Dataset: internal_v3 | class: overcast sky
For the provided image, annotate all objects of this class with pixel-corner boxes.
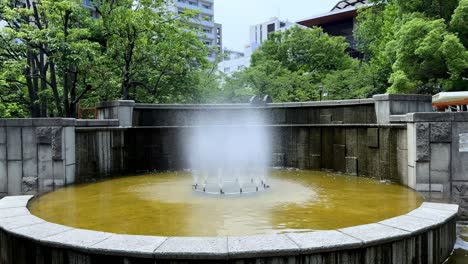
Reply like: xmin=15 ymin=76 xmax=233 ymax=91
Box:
xmin=214 ymin=0 xmax=339 ymax=51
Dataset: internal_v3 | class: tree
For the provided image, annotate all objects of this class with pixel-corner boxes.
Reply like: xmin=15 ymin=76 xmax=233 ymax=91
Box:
xmin=355 ymin=0 xmax=468 ymax=94
xmin=0 ymin=0 xmax=210 ymax=117
xmin=386 ymin=17 xmax=467 ymax=93
xmin=451 ymin=0 xmax=468 ymax=47
xmin=237 ymin=27 xmax=362 ymax=102
xmin=0 ymin=0 xmax=97 ymax=117
xmin=252 ymin=27 xmax=355 ymax=79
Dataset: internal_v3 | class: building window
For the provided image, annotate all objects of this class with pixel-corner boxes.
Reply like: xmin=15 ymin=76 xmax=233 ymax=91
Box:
xmin=217 ymin=37 xmax=221 ymax=44
xmin=267 ymin=23 xmax=275 ymax=33
xmin=280 ymin=22 xmax=286 ymax=28
xmin=224 ymin=67 xmax=230 ymax=73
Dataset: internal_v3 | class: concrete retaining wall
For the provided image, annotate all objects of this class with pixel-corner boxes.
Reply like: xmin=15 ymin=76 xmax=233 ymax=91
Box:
xmin=0 ymin=119 xmax=76 ymax=196
xmin=133 ymin=99 xmax=377 ymax=127
xmin=0 ymin=196 xmax=459 ymax=264
xmin=75 ymin=128 xmax=127 ymax=181
xmin=1 ymin=94 xmax=467 ymax=218
xmin=400 ymin=112 xmax=468 ymax=219
xmin=124 ymin=125 xmax=408 ymax=183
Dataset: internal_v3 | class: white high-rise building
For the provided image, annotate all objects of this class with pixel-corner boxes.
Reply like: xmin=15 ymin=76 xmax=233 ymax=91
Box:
xmin=250 ymin=17 xmax=296 ymax=48
xmin=218 ymin=17 xmax=298 ymax=75
xmin=168 ymin=0 xmax=221 ymax=61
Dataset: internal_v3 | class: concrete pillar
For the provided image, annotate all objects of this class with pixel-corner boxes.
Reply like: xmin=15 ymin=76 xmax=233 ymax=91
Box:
xmin=373 ymin=94 xmax=432 ymax=124
xmin=64 ymin=126 xmax=76 ymax=185
xmin=96 ymin=100 xmax=135 ymax=127
xmin=0 ymin=127 xmax=7 ymax=194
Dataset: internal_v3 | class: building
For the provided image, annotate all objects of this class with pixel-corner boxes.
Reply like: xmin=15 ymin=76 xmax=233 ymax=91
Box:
xmin=218 ymin=17 xmax=299 ymax=75
xmin=217 ymin=47 xmax=251 ymax=75
xmin=168 ymin=0 xmax=221 ymax=61
xmin=297 ymin=0 xmax=369 ymax=58
xmin=250 ymin=17 xmax=296 ymax=47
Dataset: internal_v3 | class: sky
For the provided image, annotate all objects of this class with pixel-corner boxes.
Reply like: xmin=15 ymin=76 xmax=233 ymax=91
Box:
xmin=214 ymin=0 xmax=339 ymax=52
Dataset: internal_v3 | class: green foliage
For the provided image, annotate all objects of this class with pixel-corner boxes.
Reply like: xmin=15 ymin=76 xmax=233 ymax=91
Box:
xmin=235 ymin=27 xmax=364 ymax=102
xmin=387 ymin=17 xmax=468 ymax=93
xmin=451 ymin=0 xmax=468 ymax=47
xmin=356 ymin=0 xmax=468 ymax=94
xmin=0 ymin=0 xmax=210 ymax=117
xmin=252 ymin=27 xmax=354 ymax=78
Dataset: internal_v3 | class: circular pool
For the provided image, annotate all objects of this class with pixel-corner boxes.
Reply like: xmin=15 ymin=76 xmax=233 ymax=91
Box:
xmin=29 ymin=170 xmax=423 ymax=237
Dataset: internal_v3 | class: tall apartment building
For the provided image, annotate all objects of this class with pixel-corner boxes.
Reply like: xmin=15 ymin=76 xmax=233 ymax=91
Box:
xmin=218 ymin=17 xmax=298 ymax=75
xmin=168 ymin=0 xmax=221 ymax=61
xmin=250 ymin=17 xmax=296 ymax=48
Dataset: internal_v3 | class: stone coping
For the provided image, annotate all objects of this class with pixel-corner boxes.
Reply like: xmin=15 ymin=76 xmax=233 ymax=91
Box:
xmin=373 ymin=94 xmax=432 ymax=102
xmin=389 ymin=112 xmax=468 ymax=123
xmin=130 ymin=124 xmax=407 ymax=129
xmin=134 ymin=99 xmax=374 ymax=110
xmin=0 ymin=118 xmax=76 ymax=127
xmin=96 ymin=100 xmax=136 ymax=108
xmin=0 ymin=196 xmax=459 ymax=260
xmin=75 ymin=119 xmax=120 ymax=127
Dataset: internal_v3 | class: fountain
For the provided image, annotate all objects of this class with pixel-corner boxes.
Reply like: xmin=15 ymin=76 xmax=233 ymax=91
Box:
xmin=188 ymin=111 xmax=270 ymax=195
xmin=0 ymin=95 xmax=463 ymax=263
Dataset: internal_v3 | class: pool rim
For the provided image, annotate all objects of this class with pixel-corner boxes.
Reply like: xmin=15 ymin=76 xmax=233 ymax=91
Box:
xmin=0 ymin=195 xmax=459 ymax=260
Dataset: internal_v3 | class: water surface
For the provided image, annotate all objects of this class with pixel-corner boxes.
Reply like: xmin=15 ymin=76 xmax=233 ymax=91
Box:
xmin=30 ymin=170 xmax=423 ymax=237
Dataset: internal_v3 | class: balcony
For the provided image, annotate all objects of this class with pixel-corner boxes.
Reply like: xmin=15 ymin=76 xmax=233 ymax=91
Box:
xmin=176 ymin=1 xmax=214 ymax=16
xmin=190 ymin=18 xmax=214 ymax=28
xmin=198 ymin=31 xmax=215 ymax=40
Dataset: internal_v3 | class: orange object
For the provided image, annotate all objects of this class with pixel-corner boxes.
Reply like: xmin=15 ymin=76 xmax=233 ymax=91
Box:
xmin=77 ymin=105 xmax=98 ymax=119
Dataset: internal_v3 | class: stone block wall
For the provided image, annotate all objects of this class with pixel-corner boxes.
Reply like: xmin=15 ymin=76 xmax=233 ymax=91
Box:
xmin=0 ymin=119 xmax=75 ymax=195
xmin=75 ymin=127 xmax=126 ymax=182
xmin=123 ymin=125 xmax=407 ymax=183
xmin=405 ymin=113 xmax=468 ymax=218
xmin=133 ymin=99 xmax=377 ymax=127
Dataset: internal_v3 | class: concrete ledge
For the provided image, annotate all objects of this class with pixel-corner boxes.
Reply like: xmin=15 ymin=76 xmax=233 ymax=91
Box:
xmin=96 ymin=100 xmax=136 ymax=108
xmin=0 ymin=119 xmax=76 ymax=127
xmin=75 ymin=119 xmax=120 ymax=127
xmin=0 ymin=196 xmax=459 ymax=263
xmin=373 ymin=94 xmax=432 ymax=102
xmin=405 ymin=112 xmax=468 ymax=123
xmin=134 ymin=99 xmax=374 ymax=110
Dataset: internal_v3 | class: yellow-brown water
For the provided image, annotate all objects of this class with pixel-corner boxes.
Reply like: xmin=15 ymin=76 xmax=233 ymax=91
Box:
xmin=29 ymin=170 xmax=423 ymax=237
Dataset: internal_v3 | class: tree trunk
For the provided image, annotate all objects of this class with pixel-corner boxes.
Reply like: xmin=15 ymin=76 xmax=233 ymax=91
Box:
xmin=69 ymin=69 xmax=78 ymax=118
xmin=26 ymin=52 xmax=40 ymax=117
xmin=39 ymin=50 xmax=48 ymax=117
xmin=49 ymin=62 xmax=63 ymax=117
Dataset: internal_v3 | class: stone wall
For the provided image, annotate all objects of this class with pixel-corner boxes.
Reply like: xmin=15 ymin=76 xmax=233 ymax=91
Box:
xmin=2 ymin=95 xmax=468 ymax=220
xmin=401 ymin=112 xmax=468 ymax=218
xmin=133 ymin=99 xmax=377 ymax=127
xmin=124 ymin=125 xmax=408 ymax=183
xmin=0 ymin=119 xmax=75 ymax=196
xmin=75 ymin=128 xmax=127 ymax=182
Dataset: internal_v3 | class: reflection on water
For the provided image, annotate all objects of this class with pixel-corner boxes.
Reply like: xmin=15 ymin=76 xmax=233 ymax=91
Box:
xmin=30 ymin=170 xmax=423 ymax=237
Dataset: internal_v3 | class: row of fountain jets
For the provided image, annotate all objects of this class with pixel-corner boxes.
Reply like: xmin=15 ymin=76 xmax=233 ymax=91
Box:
xmin=188 ymin=111 xmax=270 ymax=195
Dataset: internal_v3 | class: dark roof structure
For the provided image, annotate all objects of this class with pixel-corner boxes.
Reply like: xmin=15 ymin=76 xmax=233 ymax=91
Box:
xmin=296 ymin=0 xmax=371 ymax=59
xmin=331 ymin=0 xmax=368 ymax=11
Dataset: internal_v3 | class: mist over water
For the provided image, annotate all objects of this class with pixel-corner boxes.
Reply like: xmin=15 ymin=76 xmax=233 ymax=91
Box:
xmin=188 ymin=110 xmax=271 ymax=195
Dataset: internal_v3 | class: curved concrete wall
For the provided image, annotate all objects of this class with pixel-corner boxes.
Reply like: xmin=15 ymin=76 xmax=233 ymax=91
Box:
xmin=0 ymin=196 xmax=459 ymax=264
